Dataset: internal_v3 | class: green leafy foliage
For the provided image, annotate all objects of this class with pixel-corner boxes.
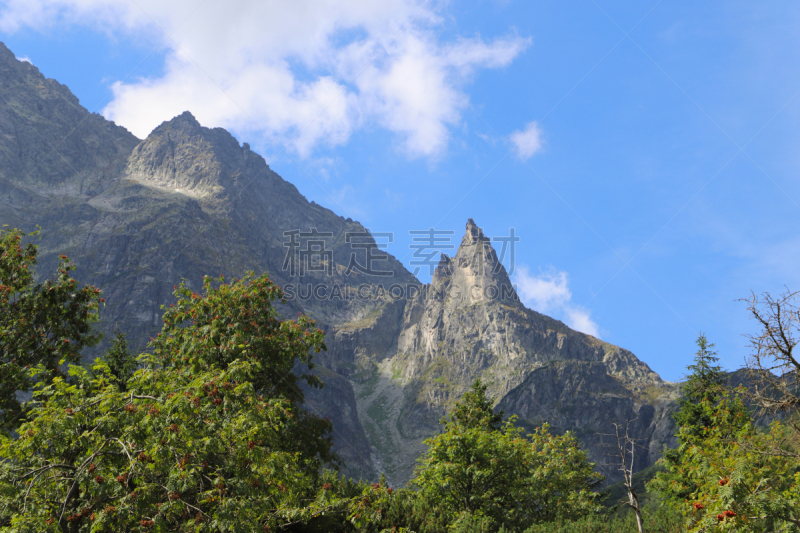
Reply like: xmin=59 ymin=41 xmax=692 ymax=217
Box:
xmin=654 ymin=394 xmax=800 ymax=532
xmin=408 ymin=380 xmax=604 ymax=532
xmin=651 ymin=334 xmax=749 ymax=506
xmin=153 ymin=274 xmax=334 ymax=465
xmin=152 ymin=275 xmax=324 ymax=400
xmin=0 ymin=227 xmax=102 ymax=432
xmin=522 ymin=505 xmax=683 ymax=533
xmin=0 ymin=274 xmax=342 ymax=531
xmin=650 ymin=333 xmax=800 ymax=532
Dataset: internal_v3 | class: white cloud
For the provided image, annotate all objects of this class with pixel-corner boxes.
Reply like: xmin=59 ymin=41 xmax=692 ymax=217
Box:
xmin=0 ymin=0 xmax=530 ymax=158
xmin=15 ymin=55 xmax=31 ymax=63
xmin=514 ymin=266 xmax=600 ymax=337
xmin=565 ymin=308 xmax=600 ymax=338
xmin=509 ymin=120 xmax=544 ymax=160
xmin=514 ymin=268 xmax=571 ymax=313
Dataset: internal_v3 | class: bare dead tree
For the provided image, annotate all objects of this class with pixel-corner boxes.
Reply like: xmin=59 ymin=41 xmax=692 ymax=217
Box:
xmin=600 ymin=419 xmax=644 ymax=533
xmin=742 ymin=290 xmax=800 ymax=440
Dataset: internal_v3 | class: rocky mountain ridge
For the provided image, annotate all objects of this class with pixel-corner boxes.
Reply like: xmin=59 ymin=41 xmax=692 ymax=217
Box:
xmin=0 ymin=42 xmax=681 ymax=485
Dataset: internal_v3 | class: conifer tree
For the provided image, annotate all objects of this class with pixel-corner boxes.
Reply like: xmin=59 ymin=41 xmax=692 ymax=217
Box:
xmin=448 ymin=378 xmax=503 ymax=431
xmin=409 ymin=379 xmax=602 ymax=532
xmin=97 ymin=330 xmax=137 ymax=391
xmin=673 ymin=334 xmax=726 ymax=438
xmin=649 ymin=334 xmax=748 ymax=504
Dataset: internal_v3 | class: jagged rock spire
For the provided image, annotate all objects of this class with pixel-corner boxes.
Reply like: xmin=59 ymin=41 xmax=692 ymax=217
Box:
xmin=430 ymin=218 xmax=519 ymax=306
xmin=462 ymin=217 xmax=486 ymax=245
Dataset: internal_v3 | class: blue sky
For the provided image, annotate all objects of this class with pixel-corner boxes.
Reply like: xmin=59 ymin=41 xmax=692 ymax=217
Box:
xmin=3 ymin=0 xmax=800 ymax=381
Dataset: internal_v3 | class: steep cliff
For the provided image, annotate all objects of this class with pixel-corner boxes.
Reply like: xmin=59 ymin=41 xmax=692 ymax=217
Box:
xmin=0 ymin=42 xmax=680 ymax=485
xmin=0 ymin=42 xmax=409 ymax=478
xmin=342 ymin=219 xmax=679 ymax=484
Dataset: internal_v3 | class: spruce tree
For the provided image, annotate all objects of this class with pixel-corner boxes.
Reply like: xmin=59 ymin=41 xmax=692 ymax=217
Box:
xmin=98 ymin=329 xmax=137 ymax=391
xmin=649 ymin=334 xmax=749 ymax=504
xmin=410 ymin=379 xmax=603 ymax=531
xmin=447 ymin=378 xmax=503 ymax=431
xmin=673 ymin=334 xmax=726 ymax=439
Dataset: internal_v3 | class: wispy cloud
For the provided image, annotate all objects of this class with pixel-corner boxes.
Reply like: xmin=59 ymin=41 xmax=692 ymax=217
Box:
xmin=15 ymin=55 xmax=31 ymax=64
xmin=509 ymin=120 xmax=544 ymax=160
xmin=0 ymin=0 xmax=530 ymax=159
xmin=514 ymin=265 xmax=600 ymax=337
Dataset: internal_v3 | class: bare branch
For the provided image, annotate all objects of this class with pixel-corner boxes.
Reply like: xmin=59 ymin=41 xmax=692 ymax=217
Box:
xmin=600 ymin=419 xmax=644 ymax=533
xmin=741 ymin=290 xmax=800 ymax=415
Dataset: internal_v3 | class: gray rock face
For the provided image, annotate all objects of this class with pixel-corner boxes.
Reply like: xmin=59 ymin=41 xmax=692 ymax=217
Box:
xmin=0 ymin=42 xmax=397 ymax=476
xmin=0 ymin=42 xmax=681 ymax=486
xmin=497 ymin=361 xmax=680 ymax=478
xmin=345 ymin=219 xmax=678 ymax=484
xmin=0 ymin=43 xmax=138 ymax=201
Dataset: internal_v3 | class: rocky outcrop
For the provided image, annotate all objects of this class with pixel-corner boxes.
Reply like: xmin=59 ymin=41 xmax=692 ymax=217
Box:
xmin=0 ymin=42 xmax=138 ymax=200
xmin=0 ymin=42 xmax=681 ymax=486
xmin=344 ymin=219 xmax=676 ymax=485
xmin=0 ymin=42 xmax=398 ymax=473
xmin=497 ymin=361 xmax=680 ymax=478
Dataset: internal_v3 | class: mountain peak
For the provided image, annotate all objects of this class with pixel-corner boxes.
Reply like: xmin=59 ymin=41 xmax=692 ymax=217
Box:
xmin=0 ymin=41 xmax=35 ymax=71
xmin=149 ymin=111 xmax=203 ymax=137
xmin=462 ymin=217 xmax=486 ymax=246
xmin=127 ymin=112 xmax=259 ymax=202
xmin=169 ymin=110 xmax=200 ymax=126
xmin=0 ymin=41 xmax=138 ymax=195
xmin=427 ymin=218 xmax=519 ymax=306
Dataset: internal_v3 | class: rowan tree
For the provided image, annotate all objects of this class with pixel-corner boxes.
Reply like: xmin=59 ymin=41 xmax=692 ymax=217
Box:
xmin=0 ymin=274 xmax=340 ymax=532
xmin=663 ymin=393 xmax=800 ymax=532
xmin=0 ymin=227 xmax=101 ymax=432
xmin=151 ymin=274 xmax=334 ymax=464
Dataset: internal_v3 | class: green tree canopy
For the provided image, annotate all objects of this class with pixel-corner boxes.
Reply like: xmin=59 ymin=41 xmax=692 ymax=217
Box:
xmin=0 ymin=274 xmax=339 ymax=532
xmin=409 ymin=380 xmax=603 ymax=532
xmin=654 ymin=393 xmax=800 ymax=532
xmin=97 ymin=330 xmax=136 ymax=391
xmin=150 ymin=275 xmax=333 ymax=464
xmin=0 ymin=227 xmax=101 ymax=432
xmin=448 ymin=378 xmax=504 ymax=431
xmin=650 ymin=334 xmax=750 ymax=506
xmin=674 ymin=334 xmax=727 ymax=437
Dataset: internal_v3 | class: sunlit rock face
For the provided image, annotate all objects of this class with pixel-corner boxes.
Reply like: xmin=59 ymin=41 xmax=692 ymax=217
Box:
xmin=345 ymin=219 xmax=676 ymax=484
xmin=0 ymin=41 xmax=680 ymax=486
